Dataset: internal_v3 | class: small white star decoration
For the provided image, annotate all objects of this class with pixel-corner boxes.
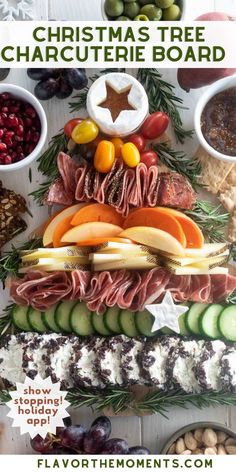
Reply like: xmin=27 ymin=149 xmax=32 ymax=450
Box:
xmin=145 ymin=291 xmax=188 ymax=334
xmin=0 ymin=0 xmax=35 ymax=21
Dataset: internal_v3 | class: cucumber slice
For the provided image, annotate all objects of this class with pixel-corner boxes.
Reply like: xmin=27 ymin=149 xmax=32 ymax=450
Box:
xmin=11 ymin=305 xmax=32 ymax=331
xmin=27 ymin=307 xmax=48 ymax=333
xmin=178 ymin=312 xmax=191 ymax=336
xmin=161 ymin=327 xmax=173 ymax=334
xmin=135 ymin=310 xmax=158 ymax=337
xmin=43 ymin=305 xmax=60 ymax=333
xmin=119 ymin=310 xmax=139 ymax=337
xmin=70 ymin=302 xmax=94 ymax=336
xmin=104 ymin=307 xmax=121 ymax=334
xmin=186 ymin=303 xmax=208 ymax=335
xmin=55 ymin=301 xmax=76 ymax=333
xmin=199 ymin=304 xmax=223 ymax=339
xmin=92 ymin=312 xmax=112 ymax=336
xmin=218 ymin=306 xmax=236 ymax=341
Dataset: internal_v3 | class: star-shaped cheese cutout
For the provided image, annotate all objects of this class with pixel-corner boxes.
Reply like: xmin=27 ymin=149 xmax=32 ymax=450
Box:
xmin=98 ymin=82 xmax=136 ymax=122
xmin=145 ymin=291 xmax=189 ymax=334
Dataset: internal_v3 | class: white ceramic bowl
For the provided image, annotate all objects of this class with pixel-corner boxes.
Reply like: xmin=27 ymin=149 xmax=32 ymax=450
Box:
xmin=194 ymin=75 xmax=236 ymax=163
xmin=0 ymin=84 xmax=47 ymax=172
xmin=101 ymin=0 xmax=186 ymax=21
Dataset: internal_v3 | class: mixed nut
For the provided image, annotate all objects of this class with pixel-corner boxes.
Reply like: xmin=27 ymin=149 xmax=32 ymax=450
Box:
xmin=167 ymin=427 xmax=236 ymax=455
xmin=0 ymin=181 xmax=27 ymax=249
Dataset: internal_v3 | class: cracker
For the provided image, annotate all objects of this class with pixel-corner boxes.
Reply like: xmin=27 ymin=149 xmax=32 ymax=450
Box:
xmin=195 ymin=146 xmax=234 ymax=194
xmin=219 ymin=186 xmax=236 ymax=213
xmin=228 ymin=209 xmax=236 ymax=242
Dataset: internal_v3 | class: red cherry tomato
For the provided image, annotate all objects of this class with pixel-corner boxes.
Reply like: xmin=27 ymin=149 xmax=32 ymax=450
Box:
xmin=141 ymin=112 xmax=170 ymax=140
xmin=128 ymin=134 xmax=146 ymax=152
xmin=64 ymin=118 xmax=83 ymax=139
xmin=140 ymin=150 xmax=158 ymax=168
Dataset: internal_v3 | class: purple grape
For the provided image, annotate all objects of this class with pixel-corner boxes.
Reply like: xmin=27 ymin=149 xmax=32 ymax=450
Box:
xmin=64 ymin=69 xmax=88 ymax=90
xmin=34 ymin=78 xmax=59 ymax=100
xmin=0 ymin=69 xmax=10 ymax=81
xmin=27 ymin=69 xmax=54 ymax=81
xmin=83 ymin=416 xmax=112 ymax=453
xmin=56 ymin=77 xmax=73 ymax=99
xmin=30 ymin=434 xmax=52 ymax=453
xmin=61 ymin=425 xmax=86 ymax=450
xmin=129 ymin=446 xmax=151 ymax=455
xmin=44 ymin=446 xmax=75 ymax=455
xmin=100 ymin=438 xmax=129 ymax=455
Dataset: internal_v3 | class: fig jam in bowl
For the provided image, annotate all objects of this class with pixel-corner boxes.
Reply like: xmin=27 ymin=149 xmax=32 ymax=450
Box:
xmin=194 ymin=75 xmax=236 ymax=163
xmin=0 ymin=84 xmax=47 ymax=172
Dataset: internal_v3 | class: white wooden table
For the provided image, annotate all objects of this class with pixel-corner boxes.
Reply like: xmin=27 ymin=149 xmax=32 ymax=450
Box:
xmin=1 ymin=0 xmax=236 ymax=455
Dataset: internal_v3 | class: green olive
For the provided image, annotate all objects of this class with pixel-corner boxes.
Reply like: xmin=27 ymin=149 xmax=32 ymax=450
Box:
xmin=124 ymin=2 xmax=140 ymax=18
xmin=139 ymin=0 xmax=155 ymax=5
xmin=134 ymin=14 xmax=149 ymax=20
xmin=140 ymin=4 xmax=162 ymax=20
xmin=105 ymin=0 xmax=124 ymax=17
xmin=155 ymin=0 xmax=174 ymax=8
xmin=162 ymin=4 xmax=181 ymax=20
xmin=116 ymin=15 xmax=130 ymax=20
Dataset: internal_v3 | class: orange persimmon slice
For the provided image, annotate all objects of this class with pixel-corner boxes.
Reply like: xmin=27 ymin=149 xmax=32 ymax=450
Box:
xmin=70 ymin=203 xmax=124 ymax=228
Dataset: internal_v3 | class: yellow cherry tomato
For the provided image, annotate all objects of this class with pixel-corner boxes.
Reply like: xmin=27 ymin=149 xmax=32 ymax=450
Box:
xmin=94 ymin=140 xmax=115 ymax=173
xmin=111 ymin=137 xmax=124 ymax=159
xmin=71 ymin=119 xmax=99 ymax=144
xmin=121 ymin=142 xmax=140 ymax=168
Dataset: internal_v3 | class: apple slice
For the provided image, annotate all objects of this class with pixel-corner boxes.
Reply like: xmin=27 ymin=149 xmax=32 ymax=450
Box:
xmin=61 ymin=222 xmax=123 ymax=243
xmin=119 ymin=227 xmax=185 ymax=256
xmin=43 ymin=204 xmax=88 ymax=247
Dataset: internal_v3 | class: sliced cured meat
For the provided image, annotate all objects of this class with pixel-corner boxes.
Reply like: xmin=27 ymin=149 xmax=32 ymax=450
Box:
xmin=46 ymin=156 xmax=196 ymax=215
xmin=157 ymin=173 xmax=196 ymax=210
xmin=11 ymin=270 xmax=236 ymax=313
xmin=10 ymin=270 xmax=72 ymax=311
xmin=211 ymin=274 xmax=236 ymax=302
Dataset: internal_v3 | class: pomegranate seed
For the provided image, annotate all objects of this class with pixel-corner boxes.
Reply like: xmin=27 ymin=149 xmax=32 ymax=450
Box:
xmin=25 ymin=130 xmax=31 ymax=142
xmin=10 ymin=105 xmax=20 ymax=114
xmin=4 ymin=155 xmax=12 ymax=164
xmin=33 ymin=132 xmax=40 ymax=143
xmin=1 ymin=93 xmax=11 ymax=101
xmin=7 ymin=114 xmax=19 ymax=127
xmin=0 ymin=129 xmax=4 ymax=138
xmin=16 ymin=124 xmax=24 ymax=136
xmin=0 ymin=142 xmax=7 ymax=151
xmin=17 ymin=153 xmax=25 ymax=161
xmin=14 ymin=135 xmax=23 ymax=142
xmin=17 ymin=145 xmax=23 ymax=154
xmin=10 ymin=151 xmax=17 ymax=160
xmin=25 ymin=105 xmax=36 ymax=118
xmin=4 ymin=131 xmax=14 ymax=139
xmin=1 ymin=106 xmax=8 ymax=114
xmin=24 ymin=117 xmax=33 ymax=128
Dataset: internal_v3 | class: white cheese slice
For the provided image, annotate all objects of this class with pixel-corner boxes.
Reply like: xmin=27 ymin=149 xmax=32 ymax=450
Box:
xmin=0 ymin=337 xmax=25 ymax=385
xmin=220 ymin=348 xmax=236 ymax=391
xmin=86 ymin=73 xmax=149 ymax=137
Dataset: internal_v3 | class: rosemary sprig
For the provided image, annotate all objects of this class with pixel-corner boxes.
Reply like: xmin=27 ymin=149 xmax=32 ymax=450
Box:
xmin=153 ymin=142 xmax=201 ymax=188
xmin=185 ymin=201 xmax=230 ymax=243
xmin=0 ymin=390 xmax=11 ymax=404
xmin=0 ymin=303 xmax=13 ymax=337
xmin=0 ymin=238 xmax=42 ymax=287
xmin=66 ymin=387 xmax=236 ymax=417
xmin=138 ymin=69 xmax=193 ymax=143
xmin=69 ymin=69 xmax=126 ymax=114
xmin=37 ymin=131 xmax=67 ymax=178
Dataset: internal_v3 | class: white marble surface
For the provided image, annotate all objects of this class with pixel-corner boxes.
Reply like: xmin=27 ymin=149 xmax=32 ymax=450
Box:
xmin=0 ymin=0 xmax=236 ymax=455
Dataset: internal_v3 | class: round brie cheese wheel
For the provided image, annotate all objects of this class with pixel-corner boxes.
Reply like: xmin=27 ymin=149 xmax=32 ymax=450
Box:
xmin=86 ymin=73 xmax=149 ymax=137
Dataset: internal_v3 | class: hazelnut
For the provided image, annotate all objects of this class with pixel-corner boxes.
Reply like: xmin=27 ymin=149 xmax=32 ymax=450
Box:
xmin=202 ymin=428 xmax=218 ymax=447
xmin=184 ymin=432 xmax=198 ymax=451
xmin=225 ymin=445 xmax=236 ymax=455
xmin=204 ymin=447 xmax=217 ymax=455
xmin=217 ymin=445 xmax=227 ymax=455
xmin=192 ymin=448 xmax=204 ymax=455
xmin=194 ymin=428 xmax=204 ymax=443
xmin=225 ymin=437 xmax=236 ymax=447
xmin=216 ymin=431 xmax=228 ymax=444
xmin=167 ymin=442 xmax=176 ymax=454
xmin=176 ymin=438 xmax=186 ymax=454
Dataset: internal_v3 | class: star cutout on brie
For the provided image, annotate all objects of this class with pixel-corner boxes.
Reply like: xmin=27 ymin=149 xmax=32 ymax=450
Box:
xmin=98 ymin=82 xmax=136 ymax=123
xmin=145 ymin=291 xmax=189 ymax=334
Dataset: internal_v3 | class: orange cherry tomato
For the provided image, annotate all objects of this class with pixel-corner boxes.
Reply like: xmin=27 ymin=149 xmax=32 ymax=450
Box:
xmin=121 ymin=142 xmax=140 ymax=168
xmin=94 ymin=140 xmax=115 ymax=173
xmin=111 ymin=137 xmax=124 ymax=159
